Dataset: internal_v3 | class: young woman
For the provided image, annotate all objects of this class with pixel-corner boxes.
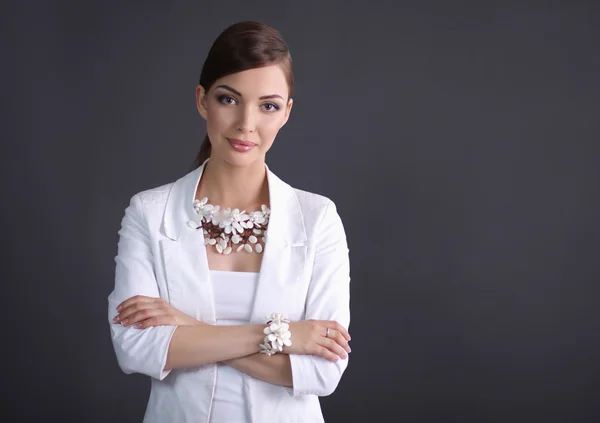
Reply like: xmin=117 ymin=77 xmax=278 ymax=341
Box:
xmin=108 ymin=21 xmax=351 ymax=423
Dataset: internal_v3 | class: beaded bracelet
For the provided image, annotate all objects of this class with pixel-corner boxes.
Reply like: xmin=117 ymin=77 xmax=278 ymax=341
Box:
xmin=259 ymin=313 xmax=292 ymax=356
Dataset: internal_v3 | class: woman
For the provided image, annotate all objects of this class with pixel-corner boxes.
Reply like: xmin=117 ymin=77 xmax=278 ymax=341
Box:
xmin=108 ymin=21 xmax=351 ymax=423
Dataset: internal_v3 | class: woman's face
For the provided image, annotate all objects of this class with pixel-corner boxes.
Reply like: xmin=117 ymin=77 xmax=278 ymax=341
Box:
xmin=196 ymin=64 xmax=293 ymax=167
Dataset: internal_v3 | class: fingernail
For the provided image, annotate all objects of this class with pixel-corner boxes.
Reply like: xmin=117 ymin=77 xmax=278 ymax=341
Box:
xmin=121 ymin=319 xmax=128 ymax=325
xmin=117 ymin=306 xmax=122 ymax=311
xmin=113 ymin=316 xmax=120 ymax=323
xmin=134 ymin=324 xmax=142 ymax=329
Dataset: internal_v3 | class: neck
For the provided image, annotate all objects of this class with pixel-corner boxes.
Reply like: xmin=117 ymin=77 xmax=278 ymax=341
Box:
xmin=196 ymin=158 xmax=269 ymax=210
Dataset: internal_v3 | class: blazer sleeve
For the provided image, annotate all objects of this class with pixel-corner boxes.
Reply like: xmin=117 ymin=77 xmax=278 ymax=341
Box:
xmin=288 ymin=200 xmax=351 ymax=396
xmin=107 ymin=194 xmax=178 ymax=380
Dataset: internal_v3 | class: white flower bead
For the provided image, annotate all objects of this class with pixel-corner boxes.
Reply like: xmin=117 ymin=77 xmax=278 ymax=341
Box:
xmin=190 ymin=197 xmax=269 ymax=255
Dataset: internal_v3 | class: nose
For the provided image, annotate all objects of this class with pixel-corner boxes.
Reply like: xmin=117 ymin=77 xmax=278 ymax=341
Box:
xmin=236 ymin=105 xmax=256 ymax=133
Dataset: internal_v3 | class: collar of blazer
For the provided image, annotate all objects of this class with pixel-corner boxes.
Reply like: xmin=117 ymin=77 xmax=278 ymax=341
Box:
xmin=158 ymin=159 xmax=309 ymax=323
xmin=161 ymin=159 xmax=308 ymax=247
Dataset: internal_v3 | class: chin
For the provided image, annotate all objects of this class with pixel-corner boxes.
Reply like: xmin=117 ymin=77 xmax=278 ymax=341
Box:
xmin=218 ymin=151 xmax=263 ymax=168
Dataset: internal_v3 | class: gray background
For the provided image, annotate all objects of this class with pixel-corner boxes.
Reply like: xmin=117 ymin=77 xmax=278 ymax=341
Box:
xmin=3 ymin=1 xmax=600 ymax=422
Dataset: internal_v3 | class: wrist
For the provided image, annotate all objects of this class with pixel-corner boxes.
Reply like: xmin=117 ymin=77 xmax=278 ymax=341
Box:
xmin=259 ymin=313 xmax=292 ymax=356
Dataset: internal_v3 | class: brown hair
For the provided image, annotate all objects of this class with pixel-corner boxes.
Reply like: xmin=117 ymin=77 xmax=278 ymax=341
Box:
xmin=193 ymin=21 xmax=294 ymax=168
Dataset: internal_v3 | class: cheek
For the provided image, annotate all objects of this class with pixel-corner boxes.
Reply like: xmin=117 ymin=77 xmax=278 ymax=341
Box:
xmin=256 ymin=120 xmax=284 ymax=150
xmin=259 ymin=116 xmax=284 ymax=136
xmin=206 ymin=107 xmax=235 ymax=131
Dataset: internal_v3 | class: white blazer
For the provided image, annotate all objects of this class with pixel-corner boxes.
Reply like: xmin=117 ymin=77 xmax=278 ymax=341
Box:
xmin=108 ymin=161 xmax=351 ymax=423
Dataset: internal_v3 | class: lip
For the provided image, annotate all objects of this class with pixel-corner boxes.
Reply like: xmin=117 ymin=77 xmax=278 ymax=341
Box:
xmin=227 ymin=138 xmax=257 ymax=153
xmin=228 ymin=138 xmax=256 ymax=147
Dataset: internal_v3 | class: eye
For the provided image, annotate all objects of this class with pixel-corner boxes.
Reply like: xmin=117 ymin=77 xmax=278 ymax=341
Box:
xmin=261 ymin=103 xmax=280 ymax=112
xmin=217 ymin=95 xmax=237 ymax=105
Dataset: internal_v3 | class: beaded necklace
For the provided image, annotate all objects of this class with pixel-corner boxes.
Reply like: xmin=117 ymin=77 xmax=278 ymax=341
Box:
xmin=187 ymin=197 xmax=270 ymax=254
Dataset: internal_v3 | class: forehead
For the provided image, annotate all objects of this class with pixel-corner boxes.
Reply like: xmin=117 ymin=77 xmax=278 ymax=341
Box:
xmin=213 ymin=65 xmax=289 ymax=98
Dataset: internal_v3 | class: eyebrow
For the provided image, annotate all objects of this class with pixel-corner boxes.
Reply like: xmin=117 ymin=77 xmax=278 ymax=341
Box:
xmin=215 ymin=84 xmax=285 ymax=101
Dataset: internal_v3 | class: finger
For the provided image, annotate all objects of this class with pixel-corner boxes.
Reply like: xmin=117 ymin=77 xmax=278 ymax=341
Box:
xmin=319 ymin=338 xmax=348 ymax=360
xmin=116 ymin=299 xmax=164 ymax=322
xmin=312 ymin=345 xmax=339 ymax=362
xmin=116 ymin=295 xmax=161 ymax=312
xmin=331 ymin=321 xmax=351 ymax=341
xmin=328 ymin=329 xmax=351 ymax=353
xmin=320 ymin=320 xmax=350 ymax=341
xmin=121 ymin=308 xmax=168 ymax=326
xmin=134 ymin=316 xmax=177 ymax=329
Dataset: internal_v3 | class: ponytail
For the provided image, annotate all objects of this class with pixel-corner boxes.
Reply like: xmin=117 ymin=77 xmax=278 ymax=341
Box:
xmin=194 ymin=134 xmax=211 ymax=169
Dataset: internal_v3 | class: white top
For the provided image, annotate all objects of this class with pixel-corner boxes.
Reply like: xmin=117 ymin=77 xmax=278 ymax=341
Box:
xmin=209 ymin=270 xmax=259 ymax=423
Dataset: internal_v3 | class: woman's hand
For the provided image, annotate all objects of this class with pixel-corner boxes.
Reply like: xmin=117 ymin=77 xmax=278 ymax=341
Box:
xmin=113 ymin=295 xmax=201 ymax=328
xmin=284 ymin=320 xmax=351 ymax=362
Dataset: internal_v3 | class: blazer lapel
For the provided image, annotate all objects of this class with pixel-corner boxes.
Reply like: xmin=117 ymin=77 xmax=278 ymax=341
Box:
xmin=159 ymin=163 xmax=216 ymax=323
xmin=248 ymin=166 xmax=308 ymax=323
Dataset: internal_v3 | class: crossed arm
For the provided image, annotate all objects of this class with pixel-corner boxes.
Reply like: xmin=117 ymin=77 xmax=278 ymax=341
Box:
xmin=110 ymin=295 xmax=350 ymax=388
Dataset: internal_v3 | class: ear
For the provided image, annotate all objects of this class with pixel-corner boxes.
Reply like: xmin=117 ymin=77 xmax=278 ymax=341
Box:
xmin=195 ymin=85 xmax=208 ymax=120
xmin=280 ymin=98 xmax=294 ymax=128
